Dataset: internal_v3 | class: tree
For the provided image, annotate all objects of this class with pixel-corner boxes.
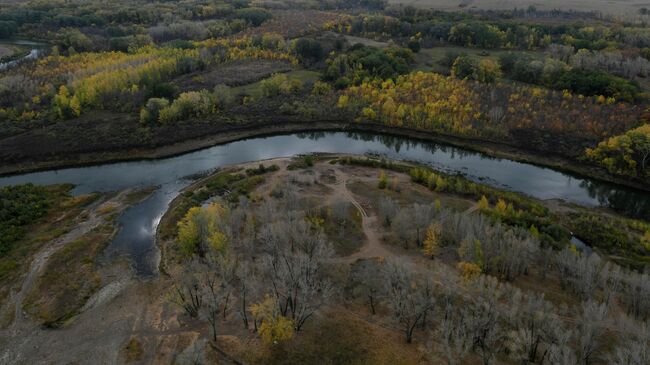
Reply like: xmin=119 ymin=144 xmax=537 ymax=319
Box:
xmin=177 ymin=203 xmax=229 ymax=257
xmin=476 ymin=59 xmax=501 ymax=83
xmin=608 ymin=320 xmax=649 ymax=365
xmin=576 ymin=300 xmax=609 ymax=365
xmin=52 ymin=85 xmax=73 ymax=119
xmin=384 ymin=259 xmax=435 ymax=343
xmin=464 ymin=276 xmax=506 ymax=365
xmin=349 ymin=259 xmax=385 ymax=315
xmin=378 ymin=196 xmax=398 ymax=227
xmin=451 ymin=55 xmax=476 ymax=80
xmin=201 ymin=266 xmax=225 ymax=342
xmin=508 ymin=292 xmax=563 ymax=364
xmin=478 ymin=196 xmax=489 ymax=211
xmin=587 ymin=124 xmax=650 ymax=179
xmin=171 ymin=261 xmax=204 ymax=318
xmin=422 ymin=222 xmax=442 ymax=258
xmin=293 ymin=38 xmax=324 ymax=63
xmin=457 ymin=261 xmax=481 ymax=284
xmin=378 ymin=170 xmax=388 ymax=189
xmin=260 ymin=220 xmax=334 ymax=331
xmin=438 ymin=303 xmax=471 ymax=365
xmin=139 ymin=98 xmax=170 ymax=125
xmin=250 ymin=295 xmax=295 ymax=345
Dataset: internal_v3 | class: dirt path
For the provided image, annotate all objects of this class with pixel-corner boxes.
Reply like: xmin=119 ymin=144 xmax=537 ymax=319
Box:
xmin=326 ymin=169 xmax=394 ymax=264
xmin=9 ymin=196 xmax=112 ymax=334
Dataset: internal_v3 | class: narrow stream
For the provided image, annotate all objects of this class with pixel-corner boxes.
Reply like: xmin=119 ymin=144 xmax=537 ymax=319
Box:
xmin=0 ymin=131 xmax=647 ymax=275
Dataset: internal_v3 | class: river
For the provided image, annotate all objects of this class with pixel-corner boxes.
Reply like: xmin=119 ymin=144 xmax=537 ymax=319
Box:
xmin=0 ymin=131 xmax=647 ymax=275
xmin=0 ymin=39 xmax=46 ymax=71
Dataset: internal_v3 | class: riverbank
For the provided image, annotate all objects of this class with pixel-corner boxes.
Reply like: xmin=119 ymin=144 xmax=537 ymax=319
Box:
xmin=1 ymin=119 xmax=648 ymax=193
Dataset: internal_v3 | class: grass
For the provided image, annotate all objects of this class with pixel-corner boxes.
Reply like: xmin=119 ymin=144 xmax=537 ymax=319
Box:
xmin=414 ymin=46 xmax=545 ymax=73
xmin=322 ymin=203 xmax=366 ymax=256
xmin=231 ymin=70 xmax=321 ymax=99
xmin=348 ymin=180 xmax=472 ymax=213
xmin=249 ymin=310 xmax=423 ymax=365
xmin=0 ymin=185 xmax=101 ymax=309
xmin=22 ymin=224 xmax=115 ymax=327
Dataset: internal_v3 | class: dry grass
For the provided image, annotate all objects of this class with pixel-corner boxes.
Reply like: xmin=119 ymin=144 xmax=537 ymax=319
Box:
xmin=22 ymin=224 xmax=115 ymax=327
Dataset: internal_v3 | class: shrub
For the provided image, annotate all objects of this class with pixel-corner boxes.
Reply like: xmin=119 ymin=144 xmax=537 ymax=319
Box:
xmin=233 ymin=8 xmax=272 ymax=26
xmin=261 ymin=74 xmax=303 ymax=97
xmin=159 ymin=90 xmax=215 ymax=123
xmin=139 ymin=98 xmax=169 ymax=125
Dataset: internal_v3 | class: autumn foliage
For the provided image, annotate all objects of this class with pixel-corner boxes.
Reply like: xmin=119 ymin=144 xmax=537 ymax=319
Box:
xmin=340 ymin=71 xmax=641 ymax=144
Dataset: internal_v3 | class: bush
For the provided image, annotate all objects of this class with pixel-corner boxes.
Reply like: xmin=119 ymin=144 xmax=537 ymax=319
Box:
xmin=213 ymin=84 xmax=234 ymax=108
xmin=451 ymin=55 xmax=476 ymax=80
xmin=549 ymin=69 xmax=639 ymax=101
xmin=139 ymin=98 xmax=170 ymax=125
xmin=312 ymin=81 xmax=333 ymax=95
xmin=261 ymin=74 xmax=303 ymax=97
xmin=232 ymin=8 xmax=272 ymax=26
xmin=158 ymin=90 xmax=215 ymax=123
xmin=293 ymin=38 xmax=324 ymax=63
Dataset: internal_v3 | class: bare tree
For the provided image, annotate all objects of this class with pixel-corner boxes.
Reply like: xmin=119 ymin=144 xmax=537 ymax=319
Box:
xmin=234 ymin=260 xmax=259 ymax=330
xmin=378 ymin=196 xmax=398 ymax=227
xmin=260 ymin=220 xmax=335 ymax=331
xmin=621 ymin=270 xmax=650 ymax=320
xmin=464 ymin=276 xmax=507 ymax=365
xmin=171 ymin=262 xmax=204 ymax=318
xmin=556 ymin=249 xmax=603 ymax=300
xmin=201 ymin=267 xmax=225 ymax=342
xmin=384 ymin=259 xmax=435 ymax=343
xmin=349 ymin=259 xmax=385 ymax=315
xmin=609 ymin=319 xmax=649 ymax=365
xmin=576 ymin=299 xmax=609 ymax=365
xmin=507 ymin=291 xmax=563 ymax=364
xmin=547 ymin=331 xmax=577 ymax=365
xmin=438 ymin=303 xmax=471 ymax=365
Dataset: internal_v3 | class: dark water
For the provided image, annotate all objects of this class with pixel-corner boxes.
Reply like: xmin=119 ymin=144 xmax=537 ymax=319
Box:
xmin=1 ymin=131 xmax=647 ymax=275
xmin=0 ymin=39 xmax=46 ymax=71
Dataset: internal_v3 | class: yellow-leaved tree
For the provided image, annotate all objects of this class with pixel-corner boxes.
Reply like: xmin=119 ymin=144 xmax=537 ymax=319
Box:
xmin=478 ymin=195 xmax=490 ymax=212
xmin=250 ymin=295 xmax=294 ymax=346
xmin=457 ymin=262 xmax=482 ymax=284
xmin=422 ymin=222 xmax=442 ymax=259
xmin=177 ymin=202 xmax=229 ymax=257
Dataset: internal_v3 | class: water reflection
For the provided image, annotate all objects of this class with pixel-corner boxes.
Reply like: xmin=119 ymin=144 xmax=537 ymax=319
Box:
xmin=0 ymin=131 xmax=647 ymax=275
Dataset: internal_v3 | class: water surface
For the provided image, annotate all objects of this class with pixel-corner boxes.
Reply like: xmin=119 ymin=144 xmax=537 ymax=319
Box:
xmin=1 ymin=131 xmax=647 ymax=275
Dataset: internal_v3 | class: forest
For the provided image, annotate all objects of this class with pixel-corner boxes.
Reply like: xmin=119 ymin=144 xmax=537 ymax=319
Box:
xmin=0 ymin=0 xmax=647 ymax=185
xmin=151 ymin=156 xmax=650 ymax=364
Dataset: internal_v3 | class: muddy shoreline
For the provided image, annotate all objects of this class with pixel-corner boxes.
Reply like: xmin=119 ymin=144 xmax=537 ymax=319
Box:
xmin=1 ymin=120 xmax=648 ymax=193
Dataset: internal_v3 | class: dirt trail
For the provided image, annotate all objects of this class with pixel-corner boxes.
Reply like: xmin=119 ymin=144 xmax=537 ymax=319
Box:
xmin=326 ymin=169 xmax=394 ymax=264
xmin=9 ymin=195 xmax=112 ymax=334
